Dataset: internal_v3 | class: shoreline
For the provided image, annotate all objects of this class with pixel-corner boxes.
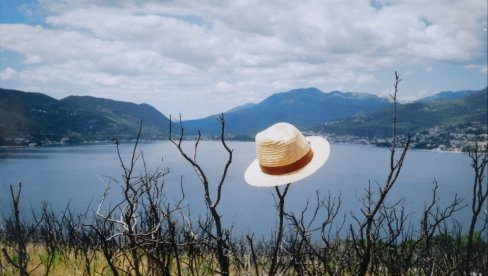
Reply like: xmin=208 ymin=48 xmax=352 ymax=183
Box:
xmin=0 ymin=138 xmax=472 ymax=154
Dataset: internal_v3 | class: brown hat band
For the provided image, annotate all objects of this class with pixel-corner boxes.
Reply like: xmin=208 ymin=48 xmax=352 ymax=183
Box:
xmin=259 ymin=149 xmax=314 ymax=175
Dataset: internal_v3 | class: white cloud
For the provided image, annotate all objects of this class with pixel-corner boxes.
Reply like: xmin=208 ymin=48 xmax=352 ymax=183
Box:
xmin=216 ymin=81 xmax=234 ymax=93
xmin=465 ymin=64 xmax=488 ymax=74
xmin=0 ymin=0 xmax=486 ymax=118
xmin=0 ymin=67 xmax=18 ymax=81
xmin=357 ymin=73 xmax=377 ymax=84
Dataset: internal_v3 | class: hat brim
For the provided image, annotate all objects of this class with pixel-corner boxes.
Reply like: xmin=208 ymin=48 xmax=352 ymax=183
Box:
xmin=244 ymin=136 xmax=330 ymax=187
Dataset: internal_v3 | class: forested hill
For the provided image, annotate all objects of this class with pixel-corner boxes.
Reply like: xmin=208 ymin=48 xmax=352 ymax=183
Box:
xmin=0 ymin=88 xmax=170 ymax=146
xmin=1 ymin=87 xmax=486 ymax=146
xmin=182 ymin=87 xmax=391 ymax=138
xmin=312 ymin=87 xmax=487 ymax=138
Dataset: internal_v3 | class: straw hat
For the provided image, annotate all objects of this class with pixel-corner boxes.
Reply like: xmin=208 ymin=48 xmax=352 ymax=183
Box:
xmin=244 ymin=122 xmax=330 ymax=187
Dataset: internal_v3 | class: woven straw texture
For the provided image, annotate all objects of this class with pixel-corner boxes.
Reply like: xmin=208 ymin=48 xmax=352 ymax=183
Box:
xmin=255 ymin=122 xmax=310 ymax=167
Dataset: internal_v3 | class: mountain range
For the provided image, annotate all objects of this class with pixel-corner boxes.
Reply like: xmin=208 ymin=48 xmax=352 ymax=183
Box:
xmin=183 ymin=87 xmax=487 ymax=139
xmin=0 ymin=86 xmax=486 ymax=146
xmin=315 ymin=87 xmax=487 ymax=138
xmin=183 ymin=88 xmax=391 ymax=138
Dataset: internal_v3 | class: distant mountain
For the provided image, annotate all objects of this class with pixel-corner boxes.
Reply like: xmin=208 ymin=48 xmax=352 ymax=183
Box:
xmin=0 ymin=88 xmax=169 ymax=146
xmin=183 ymin=87 xmax=390 ymax=138
xmin=2 ymin=87 xmax=485 ymax=146
xmin=417 ymin=89 xmax=480 ymax=103
xmin=313 ymin=87 xmax=487 ymax=137
xmin=226 ymin=102 xmax=257 ymax=113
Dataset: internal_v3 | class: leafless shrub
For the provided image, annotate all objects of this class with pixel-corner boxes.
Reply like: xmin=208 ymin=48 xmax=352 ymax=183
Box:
xmin=1 ymin=182 xmax=39 ymax=275
xmin=465 ymin=142 xmax=488 ymax=275
xmin=34 ymin=202 xmax=63 ymax=275
xmin=95 ymin=121 xmax=185 ymax=275
xmin=169 ymin=113 xmax=233 ymax=275
xmin=416 ymin=180 xmax=464 ymax=275
xmin=348 ymin=72 xmax=411 ymax=275
xmin=285 ymin=191 xmax=349 ymax=275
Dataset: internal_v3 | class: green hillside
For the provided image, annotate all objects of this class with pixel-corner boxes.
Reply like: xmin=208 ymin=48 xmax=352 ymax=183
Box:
xmin=183 ymin=88 xmax=390 ymax=138
xmin=0 ymin=89 xmax=169 ymax=146
xmin=314 ymin=87 xmax=487 ymax=138
xmin=1 ymin=87 xmax=485 ymax=147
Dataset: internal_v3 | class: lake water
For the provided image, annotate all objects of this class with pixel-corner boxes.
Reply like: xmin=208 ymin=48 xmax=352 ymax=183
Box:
xmin=0 ymin=141 xmax=479 ymax=236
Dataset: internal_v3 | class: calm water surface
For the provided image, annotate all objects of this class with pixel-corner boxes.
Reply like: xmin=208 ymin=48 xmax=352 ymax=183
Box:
xmin=0 ymin=141 xmax=477 ymax=236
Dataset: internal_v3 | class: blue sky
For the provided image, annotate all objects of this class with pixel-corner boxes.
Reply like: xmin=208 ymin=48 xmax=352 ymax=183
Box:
xmin=0 ymin=0 xmax=487 ymax=118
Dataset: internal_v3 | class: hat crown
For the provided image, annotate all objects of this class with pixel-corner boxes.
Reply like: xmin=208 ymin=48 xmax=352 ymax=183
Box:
xmin=255 ymin=123 xmax=311 ymax=168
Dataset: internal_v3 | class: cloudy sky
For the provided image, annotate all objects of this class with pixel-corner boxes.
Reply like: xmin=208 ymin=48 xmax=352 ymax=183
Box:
xmin=0 ymin=0 xmax=486 ymax=119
